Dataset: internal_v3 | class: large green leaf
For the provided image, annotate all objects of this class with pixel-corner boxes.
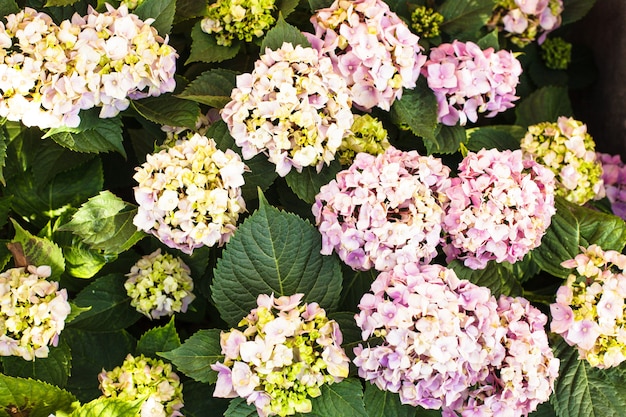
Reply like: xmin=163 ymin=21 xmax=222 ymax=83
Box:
xmin=58 ymin=191 xmax=145 ymax=255
xmin=187 ymin=22 xmax=242 ymax=64
xmin=11 ymin=220 xmax=65 ymax=279
xmin=136 ymin=317 xmax=181 ymax=359
xmin=177 ymin=69 xmax=238 ymax=108
xmin=465 ymin=125 xmax=524 ymax=151
xmin=131 ymin=94 xmax=200 ymax=129
xmin=183 ymin=381 xmax=231 ymax=417
xmin=261 ymin=15 xmax=311 ymax=52
xmin=134 ymin=0 xmax=176 ymax=35
xmin=390 ymin=78 xmax=439 ymax=145
xmin=0 ymin=374 xmax=77 ymax=417
xmin=439 ymin=0 xmax=494 ymax=40
xmin=515 ymin=86 xmax=573 ymax=128
xmin=211 ymin=191 xmax=343 ymax=326
xmin=173 ymin=0 xmax=207 ymax=23
xmin=159 ymin=329 xmax=223 ymax=384
xmin=552 ymin=338 xmax=626 ymax=417
xmin=561 ymin=0 xmax=597 ymax=25
xmin=309 ymin=378 xmax=367 ymax=417
xmin=364 ymin=384 xmax=415 ymax=417
xmin=428 ymin=124 xmax=466 ymax=155
xmin=62 ymin=238 xmax=109 ymax=279
xmin=1 ymin=341 xmax=72 ymax=388
xmin=449 ymin=259 xmax=523 ymax=298
xmin=66 ymin=398 xmax=144 ymax=417
xmin=0 ymin=0 xmax=19 ymax=17
xmin=225 ymin=398 xmax=258 ymax=417
xmin=68 ymin=273 xmax=142 ymax=332
xmin=285 ymin=160 xmax=342 ymax=204
xmin=32 ymin=140 xmax=96 ymax=186
xmin=532 ymin=197 xmax=626 ymax=278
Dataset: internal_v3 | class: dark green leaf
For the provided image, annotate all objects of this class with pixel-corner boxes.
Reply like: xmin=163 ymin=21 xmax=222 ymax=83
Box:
xmin=69 ymin=397 xmax=144 ymax=417
xmin=261 ymin=15 xmax=311 ymax=51
xmin=427 ymin=124 xmax=465 ymax=155
xmin=211 ymin=191 xmax=343 ymax=326
xmin=69 ymin=273 xmax=142 ymax=331
xmin=308 ymin=0 xmax=333 ymax=12
xmin=131 ymin=94 xmax=200 ymax=129
xmin=225 ymin=398 xmax=258 ymax=417
xmin=329 ymin=311 xmax=363 ymax=356
xmin=448 ymin=260 xmax=523 ymax=298
xmin=309 ymin=378 xmax=366 ymax=417
xmin=136 ymin=317 xmax=181 ymax=359
xmin=465 ymin=125 xmax=523 ymax=151
xmin=1 ymin=342 xmax=72 ymax=388
xmin=187 ymin=22 xmax=242 ymax=64
xmin=285 ymin=160 xmax=341 ymax=204
xmin=134 ymin=0 xmax=176 ymax=35
xmin=515 ymin=86 xmax=573 ymax=128
xmin=364 ymin=384 xmax=415 ymax=417
xmin=439 ymin=0 xmax=494 ymax=40
xmin=0 ymin=0 xmax=19 ymax=17
xmin=44 ymin=0 xmax=80 ymax=6
xmin=32 ymin=140 xmax=96 ymax=186
xmin=178 ymin=69 xmax=238 ymax=108
xmin=476 ymin=30 xmax=499 ymax=50
xmin=0 ymin=196 xmax=12 ymax=230
xmin=173 ymin=0 xmax=207 ymax=23
xmin=183 ymin=381 xmax=231 ymax=417
xmin=277 ymin=0 xmax=300 ymax=18
xmin=390 ymin=78 xmax=438 ymax=144
xmin=159 ymin=329 xmax=223 ymax=384
xmin=10 ymin=220 xmax=65 ymax=279
xmin=529 ymin=401 xmax=558 ymax=417
xmin=0 ymin=374 xmax=77 ymax=417
xmin=561 ymin=0 xmax=597 ymax=25
xmin=340 ymin=268 xmax=377 ymax=313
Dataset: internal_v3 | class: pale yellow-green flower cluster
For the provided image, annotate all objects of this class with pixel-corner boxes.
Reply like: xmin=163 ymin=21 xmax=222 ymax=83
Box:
xmin=99 ymin=354 xmax=184 ymax=417
xmin=0 ymin=265 xmax=71 ymax=361
xmin=411 ymin=6 xmax=444 ymax=39
xmin=200 ymin=0 xmax=277 ymax=46
xmin=337 ymin=114 xmax=390 ymax=166
xmin=520 ymin=116 xmax=604 ymax=205
xmin=125 ymin=249 xmax=195 ymax=320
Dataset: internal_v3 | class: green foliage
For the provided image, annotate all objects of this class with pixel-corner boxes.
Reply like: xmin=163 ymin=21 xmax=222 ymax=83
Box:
xmin=439 ymin=0 xmax=494 ymax=40
xmin=1 ymin=342 xmax=72 ymax=388
xmin=561 ymin=0 xmax=598 ymax=25
xmin=136 ymin=317 xmax=181 ymax=358
xmin=61 ymin=397 xmax=144 ymax=417
xmin=515 ymin=86 xmax=574 ymax=128
xmin=449 ymin=260 xmax=523 ymax=297
xmin=131 ymin=94 xmax=200 ymax=129
xmin=159 ymin=329 xmax=223 ymax=384
xmin=285 ymin=160 xmax=342 ymax=204
xmin=11 ymin=219 xmax=65 ymax=279
xmin=260 ymin=14 xmax=311 ymax=51
xmin=309 ymin=378 xmax=367 ymax=417
xmin=465 ymin=126 xmax=524 ymax=151
xmin=134 ymin=0 xmax=176 ymax=35
xmin=187 ymin=22 xmax=242 ymax=64
xmin=364 ymin=384 xmax=416 ymax=417
xmin=390 ymin=78 xmax=439 ymax=147
xmin=0 ymin=374 xmax=77 ymax=417
xmin=177 ymin=69 xmax=238 ymax=108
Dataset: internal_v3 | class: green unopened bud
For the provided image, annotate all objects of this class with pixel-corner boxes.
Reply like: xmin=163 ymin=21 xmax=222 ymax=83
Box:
xmin=540 ymin=37 xmax=572 ymax=70
xmin=411 ymin=6 xmax=444 ymax=39
xmin=338 ymin=114 xmax=390 ymax=165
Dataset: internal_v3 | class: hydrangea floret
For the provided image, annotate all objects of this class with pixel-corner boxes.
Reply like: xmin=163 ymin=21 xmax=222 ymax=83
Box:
xmin=0 ymin=265 xmax=71 ymax=361
xmin=211 ymin=293 xmax=350 ymax=417
xmin=0 ymin=5 xmax=177 ymax=129
xmin=200 ymin=0 xmax=276 ymax=46
xmin=124 ymin=249 xmax=195 ymax=319
xmin=221 ymin=42 xmax=353 ymax=177
xmin=490 ymin=0 xmax=564 ymax=47
xmin=336 ymin=114 xmax=390 ymax=166
xmin=520 ymin=116 xmax=605 ymax=205
xmin=133 ymin=133 xmax=246 ymax=254
xmin=423 ymin=40 xmax=522 ymax=126
xmin=551 ymin=244 xmax=626 ymax=368
xmin=597 ymin=152 xmax=626 ymax=219
xmin=306 ymin=0 xmax=426 ymax=111
xmin=442 ymin=148 xmax=556 ymax=270
xmin=99 ymin=354 xmax=184 ymax=417
xmin=410 ymin=6 xmax=444 ymax=39
xmin=313 ymin=146 xmax=450 ymax=272
xmin=540 ymin=36 xmax=572 ymax=70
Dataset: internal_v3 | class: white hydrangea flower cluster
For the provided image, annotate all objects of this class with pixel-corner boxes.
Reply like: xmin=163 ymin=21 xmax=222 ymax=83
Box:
xmin=133 ymin=133 xmax=246 ymax=254
xmin=99 ymin=354 xmax=184 ymax=417
xmin=125 ymin=249 xmax=195 ymax=319
xmin=0 ymin=4 xmax=177 ymax=129
xmin=0 ymin=265 xmax=71 ymax=361
xmin=222 ymin=42 xmax=354 ymax=177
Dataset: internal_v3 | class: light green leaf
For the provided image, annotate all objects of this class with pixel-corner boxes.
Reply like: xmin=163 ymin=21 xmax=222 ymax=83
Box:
xmin=10 ymin=220 xmax=65 ymax=279
xmin=285 ymin=160 xmax=342 ymax=204
xmin=225 ymin=398 xmax=258 ymax=417
xmin=465 ymin=125 xmax=523 ymax=151
xmin=1 ymin=342 xmax=72 ymax=388
xmin=439 ymin=0 xmax=494 ymax=40
xmin=427 ymin=124 xmax=466 ymax=155
xmin=131 ymin=94 xmax=200 ymax=129
xmin=136 ymin=317 xmax=181 ymax=359
xmin=178 ymin=69 xmax=238 ymax=108
xmin=532 ymin=197 xmax=626 ymax=278
xmin=134 ymin=0 xmax=176 ymax=35
xmin=476 ymin=30 xmax=499 ymax=50
xmin=44 ymin=0 xmax=80 ymax=6
xmin=364 ymin=384 xmax=415 ymax=417
xmin=58 ymin=191 xmax=145 ymax=255
xmin=515 ymin=86 xmax=573 ymax=128
xmin=552 ymin=338 xmax=626 ymax=417
xmin=68 ymin=397 xmax=144 ymax=417
xmin=390 ymin=78 xmax=438 ymax=144
xmin=561 ymin=0 xmax=597 ymax=25
xmin=62 ymin=239 xmax=109 ymax=279
xmin=159 ymin=329 xmax=223 ymax=384
xmin=261 ymin=14 xmax=311 ymax=51
xmin=187 ymin=22 xmax=242 ymax=64
xmin=309 ymin=378 xmax=366 ymax=417
xmin=448 ymin=260 xmax=523 ymax=298
xmin=0 ymin=374 xmax=77 ymax=417
xmin=211 ymin=191 xmax=343 ymax=326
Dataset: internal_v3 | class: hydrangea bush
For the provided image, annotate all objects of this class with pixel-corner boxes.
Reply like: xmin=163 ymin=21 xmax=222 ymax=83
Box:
xmin=0 ymin=1 xmax=622 ymax=417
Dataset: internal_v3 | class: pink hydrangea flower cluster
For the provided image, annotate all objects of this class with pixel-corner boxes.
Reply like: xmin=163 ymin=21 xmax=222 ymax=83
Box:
xmin=306 ymin=0 xmax=426 ymax=111
xmin=0 ymin=5 xmax=177 ymax=129
xmin=442 ymin=148 xmax=556 ymax=270
xmin=211 ymin=294 xmax=350 ymax=417
xmin=597 ymin=152 xmax=626 ymax=219
xmin=222 ymin=42 xmax=353 ymax=177
xmin=551 ymin=244 xmax=626 ymax=368
xmin=0 ymin=265 xmax=71 ymax=361
xmin=423 ymin=40 xmax=522 ymax=126
xmin=133 ymin=133 xmax=246 ymax=254
xmin=313 ymin=146 xmax=451 ymax=272
xmin=491 ymin=0 xmax=564 ymax=47
xmin=354 ymin=265 xmax=558 ymax=415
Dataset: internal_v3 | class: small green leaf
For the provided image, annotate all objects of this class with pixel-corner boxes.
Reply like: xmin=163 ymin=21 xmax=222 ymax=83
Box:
xmin=68 ymin=397 xmax=144 ymax=417
xmin=131 ymin=94 xmax=200 ymax=129
xmin=261 ymin=15 xmax=311 ymax=51
xmin=309 ymin=378 xmax=366 ymax=417
xmin=134 ymin=0 xmax=176 ymax=35
xmin=285 ymin=160 xmax=342 ymax=204
xmin=308 ymin=0 xmax=333 ymax=12
xmin=390 ymin=78 xmax=439 ymax=144
xmin=211 ymin=191 xmax=343 ymax=326
xmin=58 ymin=191 xmax=145 ymax=255
xmin=69 ymin=273 xmax=142 ymax=332
xmin=1 ymin=342 xmax=72 ymax=388
xmin=427 ymin=124 xmax=466 ymax=155
xmin=277 ymin=0 xmax=300 ymax=18
xmin=448 ymin=260 xmax=523 ymax=298
xmin=225 ymin=398 xmax=258 ymax=417
xmin=174 ymin=0 xmax=207 ymax=23
xmin=62 ymin=239 xmax=109 ymax=279
xmin=10 ymin=220 xmax=65 ymax=279
xmin=0 ymin=373 xmax=77 ymax=417
xmin=439 ymin=0 xmax=494 ymax=40
xmin=561 ymin=0 xmax=597 ymax=25
xmin=187 ymin=22 xmax=242 ymax=64
xmin=364 ymin=384 xmax=415 ymax=417
xmin=136 ymin=317 xmax=181 ymax=359
xmin=178 ymin=69 xmax=238 ymax=108
xmin=515 ymin=86 xmax=573 ymax=128
xmin=159 ymin=329 xmax=223 ymax=384
xmin=476 ymin=30 xmax=499 ymax=50
xmin=0 ymin=0 xmax=19 ymax=17
xmin=465 ymin=125 xmax=523 ymax=151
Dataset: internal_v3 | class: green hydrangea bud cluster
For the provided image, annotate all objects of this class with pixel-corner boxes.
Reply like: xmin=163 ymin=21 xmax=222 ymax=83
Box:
xmin=0 ymin=265 xmax=71 ymax=361
xmin=99 ymin=354 xmax=184 ymax=417
xmin=540 ymin=36 xmax=572 ymax=70
xmin=161 ymin=110 xmax=220 ymax=148
xmin=520 ymin=116 xmax=604 ymax=205
xmin=125 ymin=249 xmax=195 ymax=320
xmin=337 ymin=114 xmax=391 ymax=165
xmin=121 ymin=0 xmax=145 ymax=9
xmin=411 ymin=6 xmax=444 ymax=39
xmin=200 ymin=0 xmax=277 ymax=46
xmin=211 ymin=294 xmax=350 ymax=416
